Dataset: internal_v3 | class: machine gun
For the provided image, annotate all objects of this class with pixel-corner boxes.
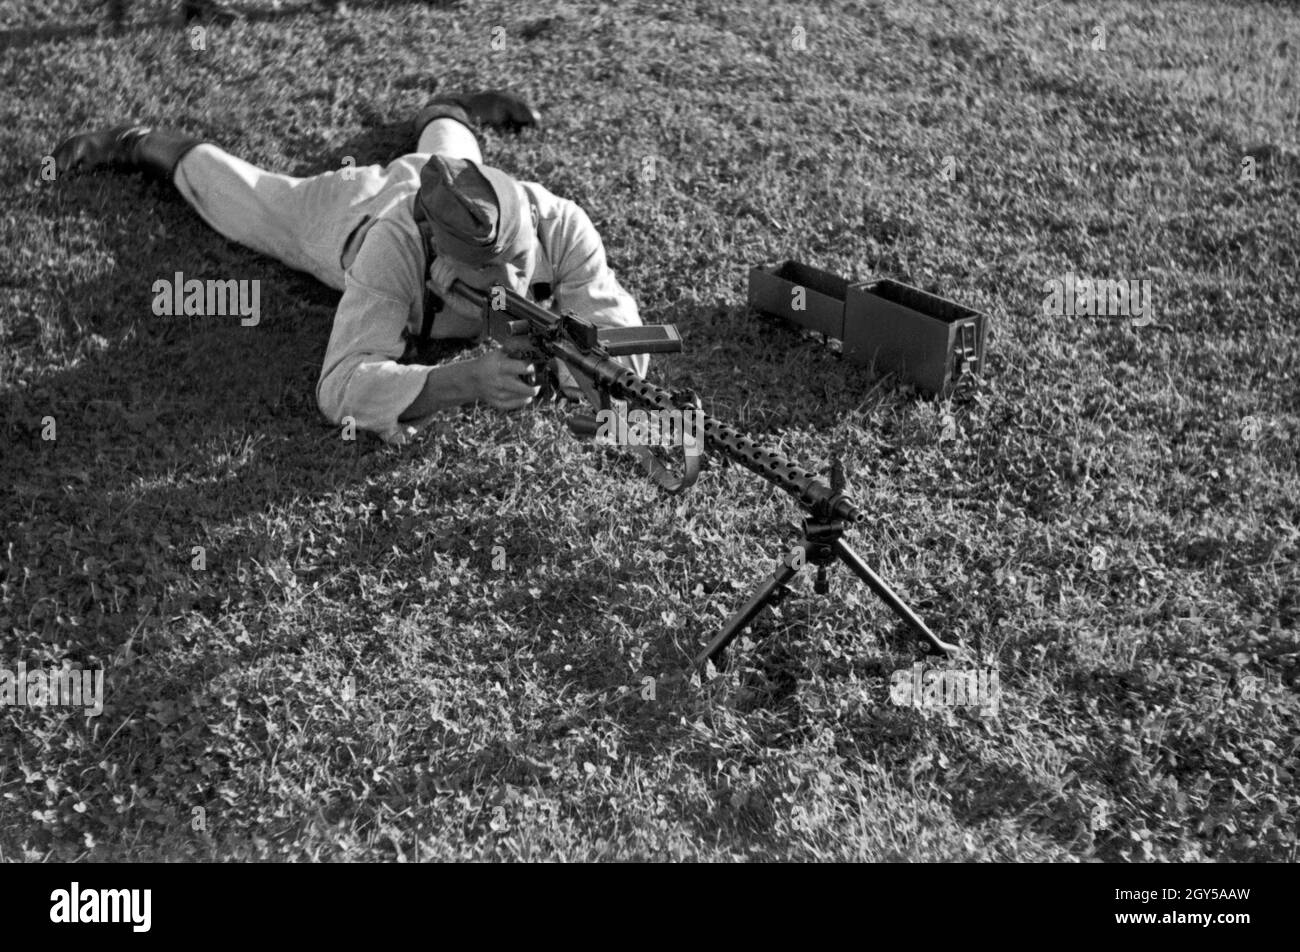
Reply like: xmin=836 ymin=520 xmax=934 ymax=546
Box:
xmin=448 ymin=281 xmax=961 ymax=670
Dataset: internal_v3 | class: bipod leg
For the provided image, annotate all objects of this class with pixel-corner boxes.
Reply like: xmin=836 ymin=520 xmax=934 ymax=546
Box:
xmin=831 ymin=537 xmax=961 ymax=656
xmin=694 ymin=557 xmax=800 ymax=674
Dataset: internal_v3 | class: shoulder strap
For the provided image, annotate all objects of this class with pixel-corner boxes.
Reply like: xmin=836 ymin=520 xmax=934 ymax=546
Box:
xmin=411 ymin=195 xmax=445 ymax=353
xmin=418 ymin=259 xmax=444 ymax=350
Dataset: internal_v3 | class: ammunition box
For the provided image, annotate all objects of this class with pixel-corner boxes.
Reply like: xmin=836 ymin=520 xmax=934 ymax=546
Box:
xmin=747 ymin=260 xmax=848 ymax=339
xmin=748 ymin=261 xmax=988 ymax=396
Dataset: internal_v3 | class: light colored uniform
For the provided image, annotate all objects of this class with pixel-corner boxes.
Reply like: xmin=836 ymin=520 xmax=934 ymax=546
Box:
xmin=172 ymin=120 xmax=645 ymax=444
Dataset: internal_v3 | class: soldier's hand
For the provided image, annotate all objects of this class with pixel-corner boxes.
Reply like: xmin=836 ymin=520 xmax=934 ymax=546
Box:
xmin=470 ymin=350 xmax=540 ymax=411
xmin=425 ymin=257 xmax=481 ymax=328
xmin=427 ymin=257 xmax=459 ymax=298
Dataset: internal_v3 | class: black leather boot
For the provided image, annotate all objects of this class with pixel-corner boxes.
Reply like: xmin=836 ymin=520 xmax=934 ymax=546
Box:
xmin=51 ymin=125 xmax=205 ymax=182
xmin=413 ymin=90 xmax=541 ymax=138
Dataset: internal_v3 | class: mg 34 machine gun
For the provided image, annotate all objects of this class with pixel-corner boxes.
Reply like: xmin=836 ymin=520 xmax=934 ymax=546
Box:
xmin=449 ymin=279 xmax=965 ymax=672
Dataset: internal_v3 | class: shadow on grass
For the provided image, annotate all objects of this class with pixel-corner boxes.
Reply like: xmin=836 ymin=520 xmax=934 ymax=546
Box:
xmin=0 ymin=0 xmax=467 ymax=52
xmin=2 ymin=169 xmax=360 ymax=645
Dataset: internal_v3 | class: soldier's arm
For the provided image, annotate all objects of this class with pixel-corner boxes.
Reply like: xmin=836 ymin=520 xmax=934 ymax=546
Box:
xmin=317 ymin=221 xmax=537 ymax=440
xmin=317 ymin=221 xmax=463 ymax=442
xmin=550 ymin=199 xmax=649 ymax=379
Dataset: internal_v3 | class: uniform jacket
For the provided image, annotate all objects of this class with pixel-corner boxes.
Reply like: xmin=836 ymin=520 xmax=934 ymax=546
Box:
xmin=316 ymin=169 xmax=646 ymax=445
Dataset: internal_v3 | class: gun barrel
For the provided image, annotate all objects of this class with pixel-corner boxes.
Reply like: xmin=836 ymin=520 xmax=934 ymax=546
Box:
xmin=544 ymin=337 xmax=862 ymax=524
xmin=448 ymin=280 xmax=861 ymax=522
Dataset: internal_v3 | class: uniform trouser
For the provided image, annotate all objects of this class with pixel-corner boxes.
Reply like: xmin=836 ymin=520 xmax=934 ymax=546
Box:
xmin=171 ymin=119 xmax=479 ymax=291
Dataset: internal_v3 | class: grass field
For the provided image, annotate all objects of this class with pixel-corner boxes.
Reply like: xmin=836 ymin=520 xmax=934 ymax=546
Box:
xmin=1 ymin=0 xmax=1298 ymax=861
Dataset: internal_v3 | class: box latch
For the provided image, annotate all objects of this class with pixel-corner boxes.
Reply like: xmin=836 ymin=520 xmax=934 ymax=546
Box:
xmin=955 ymin=321 xmax=980 ymax=381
